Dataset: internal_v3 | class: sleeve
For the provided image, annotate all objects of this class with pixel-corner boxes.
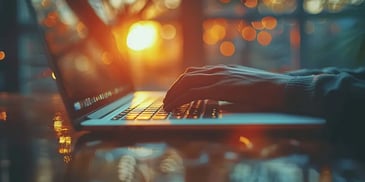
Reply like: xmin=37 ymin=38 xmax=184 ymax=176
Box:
xmin=284 ymin=67 xmax=365 ymax=157
xmin=284 ymin=67 xmax=365 ymax=118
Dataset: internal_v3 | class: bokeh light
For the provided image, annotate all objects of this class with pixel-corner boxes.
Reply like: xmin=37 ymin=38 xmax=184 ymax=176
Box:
xmin=161 ymin=24 xmax=177 ymax=40
xmin=0 ymin=51 xmax=5 ymax=61
xmin=127 ymin=21 xmax=159 ymax=51
xmin=242 ymin=0 xmax=258 ymax=8
xmin=220 ymin=41 xmax=235 ymax=56
xmin=203 ymin=19 xmax=227 ymax=45
xmin=263 ymin=0 xmax=297 ymax=13
xmin=304 ymin=0 xmax=324 ymax=14
xmin=251 ymin=21 xmax=264 ymax=30
xmin=257 ymin=31 xmax=272 ymax=46
xmin=0 ymin=110 xmax=7 ymax=121
xmin=164 ymin=0 xmax=182 ymax=9
xmin=241 ymin=26 xmax=256 ymax=41
xmin=326 ymin=0 xmax=345 ymax=12
xmin=262 ymin=16 xmax=277 ymax=30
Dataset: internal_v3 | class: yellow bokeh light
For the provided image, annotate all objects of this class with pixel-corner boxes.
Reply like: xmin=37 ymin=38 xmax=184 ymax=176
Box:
xmin=161 ymin=24 xmax=177 ymax=40
xmin=263 ymin=0 xmax=297 ymax=13
xmin=251 ymin=21 xmax=265 ymax=30
xmin=127 ymin=21 xmax=160 ymax=51
xmin=203 ymin=21 xmax=227 ymax=45
xmin=220 ymin=41 xmax=235 ymax=57
xmin=326 ymin=0 xmax=345 ymax=12
xmin=203 ymin=32 xmax=219 ymax=45
xmin=0 ymin=51 xmax=6 ymax=61
xmin=212 ymin=24 xmax=226 ymax=39
xmin=303 ymin=0 xmax=324 ymax=14
xmin=262 ymin=16 xmax=277 ymax=30
xmin=164 ymin=0 xmax=182 ymax=9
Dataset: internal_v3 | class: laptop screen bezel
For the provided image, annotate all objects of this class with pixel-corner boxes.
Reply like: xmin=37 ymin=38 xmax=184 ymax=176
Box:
xmin=27 ymin=0 xmax=136 ymax=127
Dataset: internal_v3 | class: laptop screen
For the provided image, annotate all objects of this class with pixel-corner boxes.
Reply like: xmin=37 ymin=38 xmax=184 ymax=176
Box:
xmin=29 ymin=0 xmax=134 ymax=120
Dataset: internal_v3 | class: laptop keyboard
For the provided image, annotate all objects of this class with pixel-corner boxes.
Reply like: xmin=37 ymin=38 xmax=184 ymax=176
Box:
xmin=111 ymin=99 xmax=220 ymax=121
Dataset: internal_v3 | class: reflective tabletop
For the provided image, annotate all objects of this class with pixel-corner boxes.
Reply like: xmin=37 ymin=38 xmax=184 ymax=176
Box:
xmin=0 ymin=93 xmax=364 ymax=182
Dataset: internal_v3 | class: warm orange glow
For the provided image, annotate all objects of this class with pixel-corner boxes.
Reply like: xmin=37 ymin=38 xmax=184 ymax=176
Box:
xmin=0 ymin=111 xmax=7 ymax=121
xmin=251 ymin=21 xmax=265 ymax=30
xmin=220 ymin=41 xmax=235 ymax=57
xmin=102 ymin=52 xmax=112 ymax=65
xmin=53 ymin=113 xmax=72 ymax=164
xmin=203 ymin=20 xmax=227 ymax=45
xmin=76 ymin=22 xmax=87 ymax=38
xmin=203 ymin=32 xmax=218 ymax=45
xmin=241 ymin=26 xmax=256 ymax=41
xmin=242 ymin=0 xmax=258 ymax=8
xmin=262 ymin=16 xmax=277 ymax=30
xmin=239 ymin=136 xmax=253 ymax=149
xmin=0 ymin=51 xmax=5 ymax=61
xmin=257 ymin=31 xmax=272 ymax=46
xmin=320 ymin=167 xmax=332 ymax=181
xmin=290 ymin=27 xmax=301 ymax=48
xmin=42 ymin=12 xmax=58 ymax=27
xmin=161 ymin=24 xmax=177 ymax=40
xmin=127 ymin=21 xmax=159 ymax=51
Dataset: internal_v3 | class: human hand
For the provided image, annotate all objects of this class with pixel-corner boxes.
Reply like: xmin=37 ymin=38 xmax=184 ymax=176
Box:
xmin=163 ymin=65 xmax=293 ymax=112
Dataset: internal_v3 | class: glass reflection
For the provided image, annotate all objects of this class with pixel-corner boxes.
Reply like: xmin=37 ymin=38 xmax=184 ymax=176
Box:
xmin=68 ymin=133 xmax=365 ymax=182
xmin=53 ymin=112 xmax=73 ymax=164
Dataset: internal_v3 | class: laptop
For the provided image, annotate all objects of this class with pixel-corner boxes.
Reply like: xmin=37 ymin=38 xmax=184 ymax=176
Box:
xmin=28 ymin=0 xmax=325 ymax=131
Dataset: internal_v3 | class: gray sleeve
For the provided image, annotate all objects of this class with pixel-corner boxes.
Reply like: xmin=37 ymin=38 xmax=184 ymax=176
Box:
xmin=284 ymin=71 xmax=365 ymax=121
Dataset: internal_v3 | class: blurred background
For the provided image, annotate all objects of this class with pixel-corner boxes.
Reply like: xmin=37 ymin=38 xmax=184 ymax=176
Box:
xmin=0 ymin=0 xmax=364 ymax=93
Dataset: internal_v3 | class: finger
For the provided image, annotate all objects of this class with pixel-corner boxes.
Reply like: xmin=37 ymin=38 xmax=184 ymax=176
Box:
xmin=165 ymin=66 xmax=212 ymax=96
xmin=164 ymin=85 xmax=219 ymax=111
xmin=164 ymin=65 xmax=231 ymax=101
xmin=164 ymin=73 xmax=226 ymax=104
xmin=183 ymin=64 xmax=224 ymax=74
xmin=164 ymin=79 xmax=239 ymax=111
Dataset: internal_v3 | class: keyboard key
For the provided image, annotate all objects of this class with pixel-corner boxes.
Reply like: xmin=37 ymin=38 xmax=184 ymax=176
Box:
xmin=203 ymin=100 xmax=220 ymax=119
xmin=113 ymin=98 xmax=220 ymax=121
xmin=152 ymin=115 xmax=168 ymax=120
xmin=187 ymin=100 xmax=203 ymax=119
xmin=136 ymin=114 xmax=153 ymax=120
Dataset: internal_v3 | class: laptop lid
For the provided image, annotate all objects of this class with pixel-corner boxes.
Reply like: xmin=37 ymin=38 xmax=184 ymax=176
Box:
xmin=28 ymin=0 xmax=135 ymax=127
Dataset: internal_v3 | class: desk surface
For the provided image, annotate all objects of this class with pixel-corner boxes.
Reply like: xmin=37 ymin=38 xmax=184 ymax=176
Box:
xmin=0 ymin=93 xmax=364 ymax=182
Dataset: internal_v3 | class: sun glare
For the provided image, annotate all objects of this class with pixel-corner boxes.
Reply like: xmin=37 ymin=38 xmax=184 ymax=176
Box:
xmin=127 ymin=21 xmax=159 ymax=51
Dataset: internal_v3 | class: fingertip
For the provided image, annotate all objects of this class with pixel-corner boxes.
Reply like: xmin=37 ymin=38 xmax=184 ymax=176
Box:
xmin=163 ymin=104 xmax=172 ymax=112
